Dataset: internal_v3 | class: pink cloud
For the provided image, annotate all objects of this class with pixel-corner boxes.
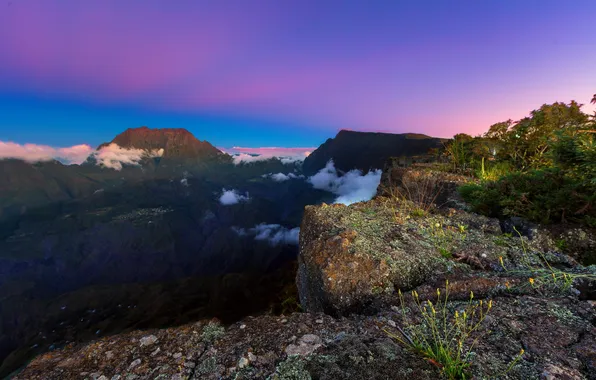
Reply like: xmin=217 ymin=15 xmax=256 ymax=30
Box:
xmin=0 ymin=141 xmax=93 ymax=164
xmin=0 ymin=141 xmax=163 ymax=169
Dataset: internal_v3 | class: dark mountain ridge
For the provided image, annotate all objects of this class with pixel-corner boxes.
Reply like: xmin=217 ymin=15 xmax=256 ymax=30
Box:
xmin=302 ymin=129 xmax=445 ymax=175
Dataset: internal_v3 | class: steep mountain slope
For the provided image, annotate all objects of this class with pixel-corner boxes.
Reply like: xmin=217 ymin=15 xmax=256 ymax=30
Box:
xmin=97 ymin=126 xmax=227 ymax=161
xmin=0 ymin=159 xmax=103 ymax=221
xmin=0 ymin=127 xmax=331 ymax=376
xmin=302 ymin=130 xmax=445 ymax=175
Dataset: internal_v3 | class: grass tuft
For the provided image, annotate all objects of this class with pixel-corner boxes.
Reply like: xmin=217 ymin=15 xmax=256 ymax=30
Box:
xmin=386 ymin=281 xmax=494 ymax=379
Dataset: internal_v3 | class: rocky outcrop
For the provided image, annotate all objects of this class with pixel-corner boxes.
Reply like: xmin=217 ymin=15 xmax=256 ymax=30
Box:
xmin=14 ymin=278 xmax=596 ymax=379
xmin=302 ymin=130 xmax=445 ymax=175
xmin=297 ymin=201 xmax=445 ymax=315
xmin=296 ymin=197 xmax=543 ymax=316
xmin=377 ymin=161 xmax=472 ymax=209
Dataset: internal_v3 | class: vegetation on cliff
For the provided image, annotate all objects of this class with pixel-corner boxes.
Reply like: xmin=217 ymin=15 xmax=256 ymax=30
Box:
xmin=441 ymin=99 xmax=596 ymax=226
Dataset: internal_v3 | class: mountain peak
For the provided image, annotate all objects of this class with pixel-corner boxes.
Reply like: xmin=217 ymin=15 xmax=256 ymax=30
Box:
xmin=97 ymin=127 xmax=224 ymax=160
xmin=303 ymin=129 xmax=444 ymax=175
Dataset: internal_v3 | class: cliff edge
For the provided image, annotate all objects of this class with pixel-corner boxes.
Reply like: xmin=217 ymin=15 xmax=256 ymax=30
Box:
xmin=13 ymin=167 xmax=596 ymax=380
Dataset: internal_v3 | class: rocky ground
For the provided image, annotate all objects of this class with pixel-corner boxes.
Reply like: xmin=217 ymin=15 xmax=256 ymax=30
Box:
xmin=14 ymin=277 xmax=596 ymax=379
xmin=12 ymin=169 xmax=596 ymax=379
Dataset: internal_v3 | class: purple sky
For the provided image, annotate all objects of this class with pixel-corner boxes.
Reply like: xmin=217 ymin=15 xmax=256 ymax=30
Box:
xmin=0 ymin=0 xmax=595 ymax=149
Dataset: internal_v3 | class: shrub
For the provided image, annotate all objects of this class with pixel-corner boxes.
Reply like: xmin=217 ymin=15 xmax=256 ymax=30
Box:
xmin=459 ymin=168 xmax=596 ymax=226
xmin=475 ymin=160 xmax=513 ymax=181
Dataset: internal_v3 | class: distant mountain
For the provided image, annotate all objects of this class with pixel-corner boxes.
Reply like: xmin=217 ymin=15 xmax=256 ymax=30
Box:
xmin=97 ymin=126 xmax=227 ymax=161
xmin=0 ymin=128 xmax=236 ymax=221
xmin=302 ymin=130 xmax=445 ymax=175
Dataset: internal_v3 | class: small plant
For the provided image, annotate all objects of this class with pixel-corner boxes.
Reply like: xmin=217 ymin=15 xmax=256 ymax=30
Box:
xmin=384 ymin=169 xmax=445 ymax=224
xmin=554 ymin=238 xmax=567 ymax=251
xmin=497 ymin=228 xmax=596 ymax=293
xmin=410 ymin=207 xmax=427 ymax=218
xmin=457 ymin=224 xmax=467 ymax=234
xmin=386 ymin=281 xmax=492 ymax=379
xmin=270 ymin=355 xmax=311 ymax=380
xmin=201 ymin=321 xmax=226 ymax=343
xmin=426 ymin=221 xmax=460 ymax=259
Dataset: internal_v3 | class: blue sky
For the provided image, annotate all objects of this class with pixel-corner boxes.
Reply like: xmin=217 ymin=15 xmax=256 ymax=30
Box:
xmin=0 ymin=0 xmax=594 ymax=149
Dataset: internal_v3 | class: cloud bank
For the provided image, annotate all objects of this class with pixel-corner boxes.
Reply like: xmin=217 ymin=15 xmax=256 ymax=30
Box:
xmin=308 ymin=160 xmax=382 ymax=205
xmin=262 ymin=172 xmax=305 ymax=182
xmin=0 ymin=141 xmax=93 ymax=164
xmin=232 ymin=224 xmax=300 ymax=246
xmin=219 ymin=189 xmax=250 ymax=205
xmin=0 ymin=141 xmax=164 ymax=171
xmin=222 ymin=147 xmax=314 ymax=165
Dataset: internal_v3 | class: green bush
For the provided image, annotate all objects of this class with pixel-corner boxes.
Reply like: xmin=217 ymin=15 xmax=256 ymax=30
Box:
xmin=459 ymin=168 xmax=596 ymax=226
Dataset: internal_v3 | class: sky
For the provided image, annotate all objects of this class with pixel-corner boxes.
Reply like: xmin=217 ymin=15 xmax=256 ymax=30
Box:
xmin=0 ymin=0 xmax=595 ymax=150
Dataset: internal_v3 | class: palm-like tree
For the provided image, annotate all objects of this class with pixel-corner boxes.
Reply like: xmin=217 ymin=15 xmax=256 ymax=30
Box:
xmin=591 ymin=93 xmax=596 ymax=104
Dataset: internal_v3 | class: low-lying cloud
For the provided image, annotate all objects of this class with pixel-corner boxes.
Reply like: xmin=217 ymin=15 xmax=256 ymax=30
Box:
xmin=219 ymin=189 xmax=250 ymax=205
xmin=0 ymin=141 xmax=164 ymax=171
xmin=308 ymin=160 xmax=382 ymax=205
xmin=262 ymin=172 xmax=305 ymax=182
xmin=232 ymin=223 xmax=300 ymax=245
xmin=0 ymin=141 xmax=94 ymax=164
xmin=92 ymin=144 xmax=164 ymax=170
xmin=222 ymin=147 xmax=314 ymax=165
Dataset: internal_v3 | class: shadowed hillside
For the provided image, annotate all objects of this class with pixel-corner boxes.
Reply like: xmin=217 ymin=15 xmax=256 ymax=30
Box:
xmin=302 ymin=130 xmax=445 ymax=175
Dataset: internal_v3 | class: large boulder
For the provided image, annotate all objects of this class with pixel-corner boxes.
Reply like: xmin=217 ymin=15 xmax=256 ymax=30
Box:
xmin=295 ymin=189 xmax=579 ymax=316
xmin=296 ymin=198 xmax=514 ymax=315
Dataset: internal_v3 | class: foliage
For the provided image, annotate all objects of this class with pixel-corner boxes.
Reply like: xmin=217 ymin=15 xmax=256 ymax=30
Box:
xmin=425 ymin=221 xmax=467 ymax=259
xmin=444 ymin=100 xmax=592 ymax=173
xmin=270 ymin=355 xmax=311 ymax=380
xmin=386 ymin=171 xmax=444 ymax=223
xmin=460 ymin=167 xmax=596 ymax=226
xmin=386 ymin=282 xmax=504 ymax=379
xmin=475 ymin=160 xmax=512 ymax=182
xmin=499 ymin=228 xmax=596 ymax=294
xmin=454 ymin=99 xmax=596 ymax=226
xmin=200 ymin=321 xmax=226 ymax=343
xmin=550 ymin=130 xmax=596 ymax=185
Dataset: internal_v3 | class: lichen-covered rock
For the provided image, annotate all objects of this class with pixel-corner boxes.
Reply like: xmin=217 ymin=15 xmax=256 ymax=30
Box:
xmin=296 ymin=195 xmax=583 ymax=316
xmin=297 ymin=199 xmax=521 ymax=315
xmin=535 ymin=225 xmax=596 ymax=266
xmin=297 ymin=202 xmax=445 ymax=315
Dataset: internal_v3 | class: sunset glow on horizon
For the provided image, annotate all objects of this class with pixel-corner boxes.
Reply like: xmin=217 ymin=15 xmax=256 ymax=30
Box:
xmin=1 ymin=0 xmax=595 ymax=149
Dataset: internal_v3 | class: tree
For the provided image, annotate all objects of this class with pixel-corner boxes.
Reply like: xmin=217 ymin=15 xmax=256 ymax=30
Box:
xmin=493 ymin=102 xmax=589 ymax=169
xmin=484 ymin=120 xmax=512 ymax=141
xmin=591 ymin=94 xmax=596 ymax=104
